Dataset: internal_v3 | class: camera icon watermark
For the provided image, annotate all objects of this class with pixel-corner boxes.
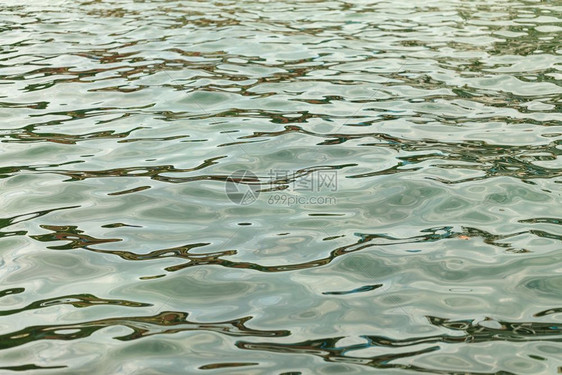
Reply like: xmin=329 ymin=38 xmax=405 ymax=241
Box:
xmin=225 ymin=168 xmax=338 ymax=206
xmin=225 ymin=169 xmax=261 ymax=205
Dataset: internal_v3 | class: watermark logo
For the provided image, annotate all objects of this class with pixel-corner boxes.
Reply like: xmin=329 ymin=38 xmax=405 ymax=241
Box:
xmin=267 ymin=169 xmax=338 ymax=192
xmin=225 ymin=169 xmax=261 ymax=205
xmin=267 ymin=194 xmax=337 ymax=207
xmin=225 ymin=169 xmax=338 ymax=206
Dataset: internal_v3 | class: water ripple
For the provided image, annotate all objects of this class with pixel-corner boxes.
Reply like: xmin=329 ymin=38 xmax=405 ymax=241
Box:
xmin=1 ymin=0 xmax=561 ymax=373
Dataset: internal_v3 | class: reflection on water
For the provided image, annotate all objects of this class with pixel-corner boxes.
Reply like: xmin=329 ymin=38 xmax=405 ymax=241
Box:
xmin=0 ymin=0 xmax=561 ymax=373
xmin=238 ymin=314 xmax=562 ymax=374
xmin=0 ymin=289 xmax=152 ymax=316
xmin=239 ymin=316 xmax=562 ymax=373
xmin=0 ymin=310 xmax=288 ymax=351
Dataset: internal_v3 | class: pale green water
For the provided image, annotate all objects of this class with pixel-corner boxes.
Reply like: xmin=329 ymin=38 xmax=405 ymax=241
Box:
xmin=0 ymin=0 xmax=561 ymax=374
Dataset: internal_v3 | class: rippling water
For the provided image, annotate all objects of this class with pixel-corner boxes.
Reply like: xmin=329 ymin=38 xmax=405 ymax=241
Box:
xmin=1 ymin=0 xmax=561 ymax=373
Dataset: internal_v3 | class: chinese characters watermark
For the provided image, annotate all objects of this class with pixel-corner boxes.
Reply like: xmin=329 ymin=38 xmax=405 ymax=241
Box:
xmin=266 ymin=169 xmax=338 ymax=192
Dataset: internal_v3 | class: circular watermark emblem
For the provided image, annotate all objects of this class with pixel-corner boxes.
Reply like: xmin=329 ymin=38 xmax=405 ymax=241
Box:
xmin=225 ymin=169 xmax=260 ymax=205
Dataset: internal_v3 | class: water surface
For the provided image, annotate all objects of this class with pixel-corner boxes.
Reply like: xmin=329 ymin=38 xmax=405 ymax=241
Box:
xmin=0 ymin=0 xmax=561 ymax=373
